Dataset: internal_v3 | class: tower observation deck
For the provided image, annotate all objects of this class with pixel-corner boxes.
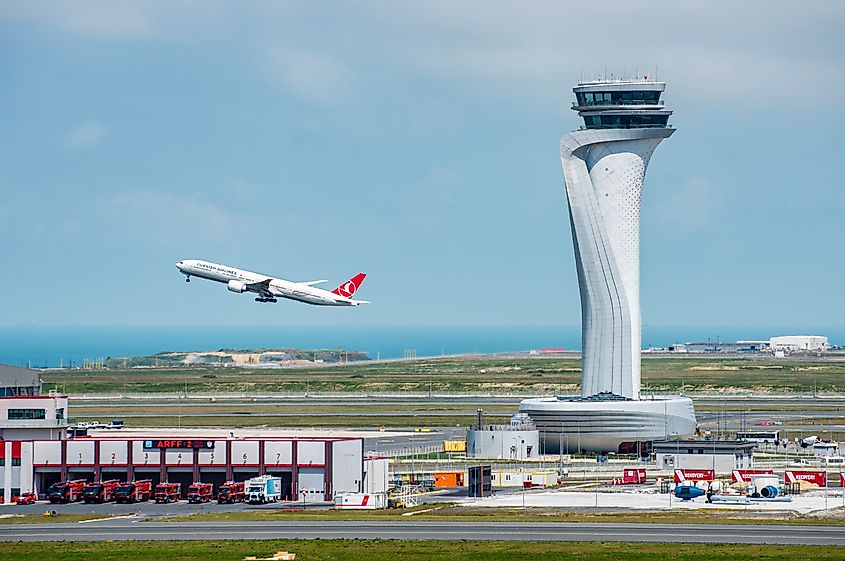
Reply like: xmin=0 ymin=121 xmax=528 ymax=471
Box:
xmin=572 ymin=79 xmax=671 ymax=130
xmin=519 ymin=77 xmax=696 ymax=453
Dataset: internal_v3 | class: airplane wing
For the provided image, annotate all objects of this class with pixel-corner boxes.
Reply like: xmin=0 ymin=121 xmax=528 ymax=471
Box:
xmin=298 ymin=279 xmax=328 ymax=287
xmin=246 ymin=278 xmax=274 ymax=296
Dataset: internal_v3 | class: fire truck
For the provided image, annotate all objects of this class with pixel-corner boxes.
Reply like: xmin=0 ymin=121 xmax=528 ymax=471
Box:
xmin=217 ymin=481 xmax=245 ymax=504
xmin=187 ymin=482 xmax=214 ymax=504
xmin=154 ymin=482 xmax=181 ymax=504
xmin=82 ymin=480 xmax=122 ymax=503
xmin=114 ymin=480 xmax=152 ymax=503
xmin=47 ymin=480 xmax=87 ymax=503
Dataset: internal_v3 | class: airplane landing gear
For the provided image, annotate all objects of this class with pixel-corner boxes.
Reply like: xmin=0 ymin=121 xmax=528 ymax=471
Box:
xmin=186 ymin=276 xmax=190 ymax=282
xmin=255 ymin=297 xmax=278 ymax=303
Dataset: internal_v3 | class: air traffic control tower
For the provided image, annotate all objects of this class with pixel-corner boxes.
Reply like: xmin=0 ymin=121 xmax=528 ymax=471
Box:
xmin=520 ymin=79 xmax=697 ymax=453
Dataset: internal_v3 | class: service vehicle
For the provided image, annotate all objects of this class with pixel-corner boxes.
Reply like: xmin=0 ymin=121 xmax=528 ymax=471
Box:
xmin=82 ymin=479 xmax=121 ymax=503
xmin=246 ymin=475 xmax=282 ymax=504
xmin=154 ymin=482 xmax=181 ymax=503
xmin=13 ymin=492 xmax=37 ymax=505
xmin=106 ymin=419 xmax=124 ymax=429
xmin=47 ymin=480 xmax=87 ymax=503
xmin=217 ymin=481 xmax=245 ymax=504
xmin=187 ymin=482 xmax=213 ymax=503
xmin=114 ymin=480 xmax=152 ymax=503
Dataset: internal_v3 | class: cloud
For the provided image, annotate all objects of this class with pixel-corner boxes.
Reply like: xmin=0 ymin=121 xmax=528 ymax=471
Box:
xmin=103 ymin=190 xmax=236 ymax=245
xmin=65 ymin=122 xmax=109 ymax=149
xmin=0 ymin=0 xmax=158 ymax=39
xmin=364 ymin=1 xmax=845 ymax=108
xmin=267 ymin=48 xmax=354 ymax=104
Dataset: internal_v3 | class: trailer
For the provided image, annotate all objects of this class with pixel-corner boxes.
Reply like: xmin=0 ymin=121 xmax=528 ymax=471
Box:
xmin=187 ymin=482 xmax=214 ymax=504
xmin=247 ymin=475 xmax=282 ymax=505
xmin=612 ymin=468 xmax=648 ymax=485
xmin=335 ymin=493 xmax=387 ymax=509
xmin=82 ymin=480 xmax=122 ymax=503
xmin=47 ymin=480 xmax=87 ymax=504
xmin=217 ymin=481 xmax=245 ymax=504
xmin=154 ymin=482 xmax=181 ymax=504
xmin=114 ymin=480 xmax=152 ymax=504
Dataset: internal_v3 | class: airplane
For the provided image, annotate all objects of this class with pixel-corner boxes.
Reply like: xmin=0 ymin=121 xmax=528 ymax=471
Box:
xmin=176 ymin=259 xmax=369 ymax=306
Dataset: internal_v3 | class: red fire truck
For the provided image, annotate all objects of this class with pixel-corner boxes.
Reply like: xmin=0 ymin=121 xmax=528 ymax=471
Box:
xmin=154 ymin=482 xmax=181 ymax=504
xmin=217 ymin=481 xmax=245 ymax=504
xmin=82 ymin=480 xmax=122 ymax=503
xmin=114 ymin=480 xmax=152 ymax=503
xmin=47 ymin=480 xmax=87 ymax=504
xmin=187 ymin=482 xmax=214 ymax=504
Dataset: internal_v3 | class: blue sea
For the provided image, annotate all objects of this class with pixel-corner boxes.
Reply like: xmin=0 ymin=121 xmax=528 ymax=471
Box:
xmin=0 ymin=325 xmax=840 ymax=368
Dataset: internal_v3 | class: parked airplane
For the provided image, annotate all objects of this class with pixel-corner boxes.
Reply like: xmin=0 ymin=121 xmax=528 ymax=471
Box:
xmin=176 ymin=259 xmax=368 ymax=306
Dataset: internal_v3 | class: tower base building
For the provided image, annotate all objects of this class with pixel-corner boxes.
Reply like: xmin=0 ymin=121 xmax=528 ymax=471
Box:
xmin=520 ymin=78 xmax=696 ymax=453
xmin=519 ymin=395 xmax=695 ymax=454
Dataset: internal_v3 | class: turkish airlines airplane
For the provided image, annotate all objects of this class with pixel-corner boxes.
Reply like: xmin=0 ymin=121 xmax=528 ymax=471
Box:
xmin=176 ymin=259 xmax=369 ymax=306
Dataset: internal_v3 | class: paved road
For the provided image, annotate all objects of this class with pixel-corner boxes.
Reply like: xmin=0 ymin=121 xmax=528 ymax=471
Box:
xmin=2 ymin=520 xmax=844 ymax=545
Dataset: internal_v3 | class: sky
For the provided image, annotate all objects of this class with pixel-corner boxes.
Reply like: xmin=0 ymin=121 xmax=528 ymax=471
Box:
xmin=0 ymin=1 xmax=843 ymax=332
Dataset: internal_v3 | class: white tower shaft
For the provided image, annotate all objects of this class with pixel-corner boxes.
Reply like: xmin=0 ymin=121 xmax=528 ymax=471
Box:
xmin=560 ymin=128 xmax=673 ymax=399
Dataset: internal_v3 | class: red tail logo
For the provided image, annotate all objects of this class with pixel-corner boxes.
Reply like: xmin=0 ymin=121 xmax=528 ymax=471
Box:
xmin=332 ymin=273 xmax=366 ymax=298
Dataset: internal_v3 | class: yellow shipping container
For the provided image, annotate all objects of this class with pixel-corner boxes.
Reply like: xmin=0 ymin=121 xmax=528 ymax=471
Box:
xmin=443 ymin=440 xmax=467 ymax=452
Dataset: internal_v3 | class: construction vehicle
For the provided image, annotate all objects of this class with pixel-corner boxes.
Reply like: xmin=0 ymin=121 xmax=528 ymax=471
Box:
xmin=154 ymin=482 xmax=181 ymax=503
xmin=187 ymin=482 xmax=214 ymax=504
xmin=47 ymin=480 xmax=87 ymax=504
xmin=246 ymin=475 xmax=282 ymax=505
xmin=217 ymin=481 xmax=245 ymax=504
xmin=114 ymin=480 xmax=152 ymax=503
xmin=82 ymin=479 xmax=121 ymax=503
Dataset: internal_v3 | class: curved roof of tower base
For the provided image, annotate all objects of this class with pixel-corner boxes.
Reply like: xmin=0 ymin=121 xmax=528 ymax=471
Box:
xmin=562 ymin=392 xmax=632 ymax=402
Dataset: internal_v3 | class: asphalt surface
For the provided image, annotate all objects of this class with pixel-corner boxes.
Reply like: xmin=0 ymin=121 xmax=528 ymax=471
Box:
xmin=2 ymin=520 xmax=845 ymax=545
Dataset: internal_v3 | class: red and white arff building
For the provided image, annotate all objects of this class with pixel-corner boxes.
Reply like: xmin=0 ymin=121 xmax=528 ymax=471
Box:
xmin=3 ymin=435 xmax=365 ymax=502
xmin=0 ymin=365 xmax=367 ymax=502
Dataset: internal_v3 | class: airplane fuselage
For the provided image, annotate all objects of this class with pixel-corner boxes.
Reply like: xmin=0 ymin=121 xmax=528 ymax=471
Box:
xmin=176 ymin=260 xmax=365 ymax=306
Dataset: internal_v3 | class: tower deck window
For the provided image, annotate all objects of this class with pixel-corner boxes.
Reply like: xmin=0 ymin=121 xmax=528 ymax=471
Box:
xmin=583 ymin=114 xmax=669 ymax=129
xmin=576 ymin=90 xmax=661 ymax=107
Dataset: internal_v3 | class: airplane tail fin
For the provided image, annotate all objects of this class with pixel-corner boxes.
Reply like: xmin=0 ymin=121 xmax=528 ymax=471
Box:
xmin=331 ymin=273 xmax=366 ymax=298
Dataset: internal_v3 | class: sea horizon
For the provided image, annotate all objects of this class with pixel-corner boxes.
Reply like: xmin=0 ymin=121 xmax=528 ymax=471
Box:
xmin=0 ymin=324 xmax=841 ymax=369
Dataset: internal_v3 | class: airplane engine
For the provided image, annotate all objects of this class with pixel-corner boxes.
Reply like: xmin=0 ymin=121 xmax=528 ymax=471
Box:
xmin=227 ymin=280 xmax=248 ymax=293
xmin=759 ymin=485 xmax=779 ymax=498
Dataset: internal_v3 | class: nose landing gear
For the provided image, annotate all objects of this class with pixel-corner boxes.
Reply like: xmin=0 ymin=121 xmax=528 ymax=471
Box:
xmin=185 ymin=275 xmax=191 ymax=282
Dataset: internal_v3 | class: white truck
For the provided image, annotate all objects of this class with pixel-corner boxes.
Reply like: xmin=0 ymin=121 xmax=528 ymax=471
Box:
xmin=246 ymin=475 xmax=282 ymax=504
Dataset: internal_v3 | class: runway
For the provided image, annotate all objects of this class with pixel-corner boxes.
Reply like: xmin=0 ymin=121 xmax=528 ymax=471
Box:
xmin=2 ymin=520 xmax=844 ymax=545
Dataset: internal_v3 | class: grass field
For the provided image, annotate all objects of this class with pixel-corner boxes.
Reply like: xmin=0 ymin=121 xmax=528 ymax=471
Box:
xmin=156 ymin=505 xmax=845 ymax=526
xmin=2 ymin=540 xmax=843 ymax=561
xmin=44 ymin=356 xmax=845 ymax=396
xmin=68 ymin=414 xmax=510 ymax=428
